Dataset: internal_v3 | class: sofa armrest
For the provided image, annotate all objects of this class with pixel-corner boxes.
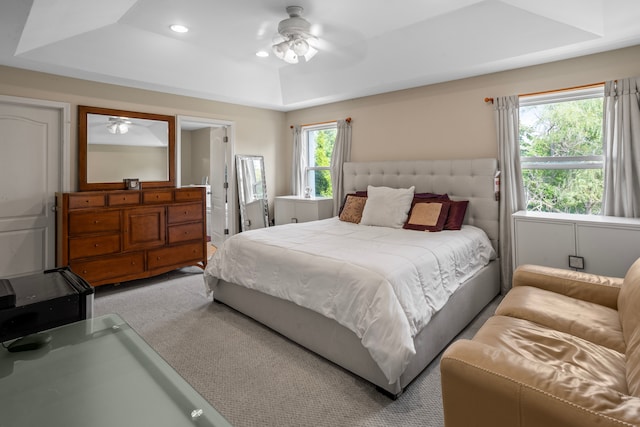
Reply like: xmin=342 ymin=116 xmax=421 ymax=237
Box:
xmin=441 ymin=339 xmax=640 ymax=427
xmin=512 ymin=264 xmax=622 ymax=309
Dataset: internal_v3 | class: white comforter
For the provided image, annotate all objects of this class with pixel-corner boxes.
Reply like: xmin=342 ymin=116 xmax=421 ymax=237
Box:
xmin=204 ymin=217 xmax=496 ymax=384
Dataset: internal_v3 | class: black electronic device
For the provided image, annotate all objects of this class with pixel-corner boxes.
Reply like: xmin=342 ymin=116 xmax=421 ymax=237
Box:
xmin=0 ymin=279 xmax=16 ymax=309
xmin=0 ymin=267 xmax=94 ymax=344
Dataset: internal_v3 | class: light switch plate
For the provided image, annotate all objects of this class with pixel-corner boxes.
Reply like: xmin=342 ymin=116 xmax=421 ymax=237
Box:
xmin=568 ymin=255 xmax=585 ymax=270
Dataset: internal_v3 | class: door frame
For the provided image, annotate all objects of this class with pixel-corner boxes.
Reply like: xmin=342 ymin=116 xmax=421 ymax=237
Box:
xmin=0 ymin=95 xmax=71 ymax=192
xmin=176 ymin=115 xmax=237 ymax=239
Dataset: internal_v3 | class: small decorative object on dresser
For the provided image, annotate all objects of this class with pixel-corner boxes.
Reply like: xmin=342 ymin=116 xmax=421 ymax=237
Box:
xmin=55 ymin=187 xmax=207 ymax=286
xmin=123 ymin=178 xmax=140 ymax=190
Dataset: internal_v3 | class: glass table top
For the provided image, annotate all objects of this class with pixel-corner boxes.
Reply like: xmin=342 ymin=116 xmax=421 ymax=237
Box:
xmin=0 ymin=314 xmax=232 ymax=427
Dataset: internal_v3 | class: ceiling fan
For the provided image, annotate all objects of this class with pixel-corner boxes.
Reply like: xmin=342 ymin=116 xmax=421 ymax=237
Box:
xmin=272 ymin=6 xmax=318 ymax=64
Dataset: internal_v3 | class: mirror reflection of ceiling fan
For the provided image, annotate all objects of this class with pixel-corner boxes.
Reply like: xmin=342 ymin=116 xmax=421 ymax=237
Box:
xmin=106 ymin=116 xmax=132 ymax=134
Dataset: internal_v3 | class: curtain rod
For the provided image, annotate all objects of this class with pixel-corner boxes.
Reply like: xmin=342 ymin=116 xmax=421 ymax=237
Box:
xmin=290 ymin=117 xmax=351 ymax=129
xmin=484 ymin=82 xmax=606 ymax=104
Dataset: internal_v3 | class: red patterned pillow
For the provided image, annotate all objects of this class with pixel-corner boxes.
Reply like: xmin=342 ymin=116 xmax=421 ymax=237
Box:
xmin=444 ymin=200 xmax=469 ymax=230
xmin=403 ymin=200 xmax=450 ymax=232
xmin=414 ymin=192 xmax=449 ymax=200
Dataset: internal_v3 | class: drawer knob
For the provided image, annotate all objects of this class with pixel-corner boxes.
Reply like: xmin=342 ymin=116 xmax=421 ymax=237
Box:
xmin=94 ymin=244 xmax=100 ymax=247
xmin=82 ymin=270 xmax=88 ymax=274
xmin=157 ymin=256 xmax=161 ymax=260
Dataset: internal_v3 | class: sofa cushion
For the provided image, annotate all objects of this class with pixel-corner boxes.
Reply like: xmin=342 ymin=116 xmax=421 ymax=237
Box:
xmin=441 ymin=340 xmax=640 ymax=427
xmin=619 ymin=258 xmax=640 ymax=397
xmin=496 ymin=286 xmax=625 ymax=353
xmin=513 ymin=264 xmax=622 ymax=309
xmin=473 ymin=315 xmax=628 ymax=394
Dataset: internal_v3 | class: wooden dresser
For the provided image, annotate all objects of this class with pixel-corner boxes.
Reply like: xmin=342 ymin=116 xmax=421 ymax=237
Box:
xmin=56 ymin=187 xmax=206 ymax=286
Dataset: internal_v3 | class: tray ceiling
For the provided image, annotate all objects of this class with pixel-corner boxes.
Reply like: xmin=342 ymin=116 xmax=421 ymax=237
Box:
xmin=1 ymin=0 xmax=639 ymax=111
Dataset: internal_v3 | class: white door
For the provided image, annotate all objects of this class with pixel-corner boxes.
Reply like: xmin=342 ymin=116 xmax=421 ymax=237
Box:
xmin=0 ymin=100 xmax=64 ymax=277
xmin=209 ymin=126 xmax=228 ymax=247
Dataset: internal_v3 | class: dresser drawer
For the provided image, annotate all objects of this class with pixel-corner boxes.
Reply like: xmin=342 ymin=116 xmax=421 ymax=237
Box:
xmin=108 ymin=192 xmax=141 ymax=206
xmin=175 ymin=188 xmax=204 ymax=202
xmin=148 ymin=242 xmax=203 ymax=270
xmin=71 ymin=252 xmax=145 ymax=284
xmin=168 ymin=223 xmax=204 ymax=244
xmin=68 ymin=193 xmax=105 ymax=209
xmin=69 ymin=234 xmax=120 ymax=260
xmin=69 ymin=211 xmax=120 ymax=235
xmin=167 ymin=203 xmax=203 ymax=224
xmin=143 ymin=190 xmax=174 ymax=204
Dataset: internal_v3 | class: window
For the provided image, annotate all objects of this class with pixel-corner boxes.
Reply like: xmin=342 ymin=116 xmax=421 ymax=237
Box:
xmin=303 ymin=123 xmax=337 ymax=197
xmin=519 ymin=86 xmax=604 ymax=214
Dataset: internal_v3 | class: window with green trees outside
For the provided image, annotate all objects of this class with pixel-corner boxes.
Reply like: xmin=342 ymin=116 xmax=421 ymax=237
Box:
xmin=304 ymin=124 xmax=336 ymax=197
xmin=519 ymin=86 xmax=604 ymax=215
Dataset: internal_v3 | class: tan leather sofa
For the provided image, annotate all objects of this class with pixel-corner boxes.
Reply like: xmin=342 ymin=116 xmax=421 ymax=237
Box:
xmin=440 ymin=259 xmax=640 ymax=427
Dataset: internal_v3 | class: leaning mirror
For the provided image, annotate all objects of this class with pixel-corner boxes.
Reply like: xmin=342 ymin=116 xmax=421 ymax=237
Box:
xmin=78 ymin=106 xmax=176 ymax=191
xmin=236 ymin=155 xmax=269 ymax=231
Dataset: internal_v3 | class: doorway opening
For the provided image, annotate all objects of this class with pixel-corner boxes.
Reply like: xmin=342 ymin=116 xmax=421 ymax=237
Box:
xmin=177 ymin=116 xmax=236 ymax=249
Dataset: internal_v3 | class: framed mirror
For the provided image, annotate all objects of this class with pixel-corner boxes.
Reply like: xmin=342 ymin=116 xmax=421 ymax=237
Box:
xmin=78 ymin=105 xmax=176 ymax=191
xmin=236 ymin=155 xmax=269 ymax=231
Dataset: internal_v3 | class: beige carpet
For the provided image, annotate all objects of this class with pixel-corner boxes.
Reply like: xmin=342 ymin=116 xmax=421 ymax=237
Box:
xmin=93 ymin=267 xmax=500 ymax=427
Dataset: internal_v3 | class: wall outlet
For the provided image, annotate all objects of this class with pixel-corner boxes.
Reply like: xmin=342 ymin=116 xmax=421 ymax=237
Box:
xmin=568 ymin=255 xmax=585 ymax=270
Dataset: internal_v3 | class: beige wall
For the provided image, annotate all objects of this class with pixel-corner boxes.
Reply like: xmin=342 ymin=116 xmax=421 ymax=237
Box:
xmin=0 ymin=65 xmax=287 ymax=208
xmin=284 ymin=44 xmax=640 ymax=192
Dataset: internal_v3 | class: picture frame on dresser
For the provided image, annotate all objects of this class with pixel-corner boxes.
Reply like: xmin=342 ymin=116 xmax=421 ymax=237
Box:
xmin=124 ymin=178 xmax=140 ymax=190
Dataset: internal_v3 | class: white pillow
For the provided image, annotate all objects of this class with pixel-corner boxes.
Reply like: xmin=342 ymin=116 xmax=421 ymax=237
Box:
xmin=360 ymin=185 xmax=415 ymax=228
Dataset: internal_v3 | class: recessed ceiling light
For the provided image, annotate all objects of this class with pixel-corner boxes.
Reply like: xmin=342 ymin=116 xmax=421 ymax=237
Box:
xmin=256 ymin=50 xmax=269 ymax=58
xmin=170 ymin=24 xmax=189 ymax=33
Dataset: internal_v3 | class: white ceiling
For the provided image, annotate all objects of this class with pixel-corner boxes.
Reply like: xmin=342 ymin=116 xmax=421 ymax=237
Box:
xmin=1 ymin=0 xmax=640 ymax=111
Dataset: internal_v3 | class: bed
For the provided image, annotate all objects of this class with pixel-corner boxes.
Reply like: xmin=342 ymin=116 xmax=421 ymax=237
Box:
xmin=204 ymin=159 xmax=500 ymax=397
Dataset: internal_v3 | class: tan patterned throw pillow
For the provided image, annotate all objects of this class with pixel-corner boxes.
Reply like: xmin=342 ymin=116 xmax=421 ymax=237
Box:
xmin=403 ymin=200 xmax=450 ymax=232
xmin=339 ymin=194 xmax=367 ymax=223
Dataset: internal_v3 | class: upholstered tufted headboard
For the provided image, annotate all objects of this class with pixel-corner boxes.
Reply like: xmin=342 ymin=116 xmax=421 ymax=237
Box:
xmin=343 ymin=159 xmax=499 ymax=249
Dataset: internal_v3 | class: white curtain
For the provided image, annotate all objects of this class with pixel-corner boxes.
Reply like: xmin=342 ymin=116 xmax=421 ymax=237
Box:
xmin=330 ymin=119 xmax=352 ymax=215
xmin=494 ymin=96 xmax=526 ymax=293
xmin=603 ymin=77 xmax=640 ymax=217
xmin=291 ymin=125 xmax=306 ymax=196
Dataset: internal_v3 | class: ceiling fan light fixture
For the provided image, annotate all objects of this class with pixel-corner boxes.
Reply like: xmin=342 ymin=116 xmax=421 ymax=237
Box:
xmin=272 ymin=6 xmax=317 ymax=64
xmin=107 ymin=117 xmax=130 ymax=134
xmin=283 ymin=48 xmax=299 ymax=64
xmin=271 ymin=40 xmax=298 ymax=63
xmin=303 ymin=45 xmax=318 ymax=62
xmin=292 ymin=38 xmax=309 ymax=56
xmin=107 ymin=123 xmax=129 ymax=134
xmin=272 ymin=40 xmax=289 ymax=60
